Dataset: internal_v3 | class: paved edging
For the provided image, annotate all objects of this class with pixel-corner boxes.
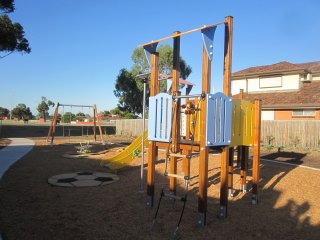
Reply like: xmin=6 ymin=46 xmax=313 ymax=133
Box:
xmin=261 ymin=158 xmax=320 ymax=171
xmin=0 ymin=138 xmax=35 ymax=179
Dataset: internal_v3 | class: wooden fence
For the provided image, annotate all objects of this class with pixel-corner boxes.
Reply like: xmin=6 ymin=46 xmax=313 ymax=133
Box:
xmin=261 ymin=120 xmax=320 ymax=149
xmin=116 ymin=119 xmax=320 ymax=148
xmin=116 ymin=119 xmax=148 ymax=137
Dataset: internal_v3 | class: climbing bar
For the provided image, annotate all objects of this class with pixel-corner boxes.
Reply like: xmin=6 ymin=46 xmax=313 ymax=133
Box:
xmin=164 ymin=193 xmax=186 ymax=201
xmin=169 ymin=153 xmax=191 ymax=158
xmin=140 ymin=22 xmax=225 ymax=47
xmin=172 ymin=94 xmax=202 ymax=99
xmin=165 ymin=173 xmax=186 ymax=180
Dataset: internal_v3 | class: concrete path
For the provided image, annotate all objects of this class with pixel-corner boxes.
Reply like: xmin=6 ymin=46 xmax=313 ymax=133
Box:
xmin=0 ymin=138 xmax=35 ymax=179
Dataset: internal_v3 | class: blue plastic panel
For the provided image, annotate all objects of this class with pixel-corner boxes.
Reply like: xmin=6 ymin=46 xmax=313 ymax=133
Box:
xmin=201 ymin=26 xmax=217 ymax=61
xmin=148 ymin=93 xmax=172 ymax=142
xmin=143 ymin=43 xmax=158 ymax=66
xmin=206 ymin=92 xmax=232 ymax=146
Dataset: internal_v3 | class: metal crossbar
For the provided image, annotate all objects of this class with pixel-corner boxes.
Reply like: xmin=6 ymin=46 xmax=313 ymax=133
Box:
xmin=59 ymin=104 xmax=93 ymax=108
xmin=172 ymin=94 xmax=202 ymax=99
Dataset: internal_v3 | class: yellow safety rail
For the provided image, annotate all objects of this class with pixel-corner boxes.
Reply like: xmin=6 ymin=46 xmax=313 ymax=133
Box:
xmin=230 ymin=99 xmax=255 ymax=146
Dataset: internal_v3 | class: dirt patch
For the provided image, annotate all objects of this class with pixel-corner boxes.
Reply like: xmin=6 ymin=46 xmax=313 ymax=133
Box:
xmin=0 ymin=138 xmax=11 ymax=149
xmin=0 ymin=136 xmax=319 ymax=239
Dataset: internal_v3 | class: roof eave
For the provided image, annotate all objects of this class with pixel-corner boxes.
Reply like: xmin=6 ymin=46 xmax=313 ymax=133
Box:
xmin=232 ymin=69 xmax=307 ymax=80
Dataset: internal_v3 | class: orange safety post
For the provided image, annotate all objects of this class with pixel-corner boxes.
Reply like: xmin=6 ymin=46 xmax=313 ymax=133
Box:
xmin=169 ymin=31 xmax=181 ymax=195
xmin=252 ymin=99 xmax=261 ymax=204
xmin=197 ymin=46 xmax=211 ymax=226
xmin=219 ymin=15 xmax=233 ymax=219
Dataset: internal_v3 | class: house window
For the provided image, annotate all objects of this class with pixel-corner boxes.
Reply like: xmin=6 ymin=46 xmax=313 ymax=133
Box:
xmin=259 ymin=76 xmax=282 ymax=88
xmin=292 ymin=109 xmax=316 ymax=117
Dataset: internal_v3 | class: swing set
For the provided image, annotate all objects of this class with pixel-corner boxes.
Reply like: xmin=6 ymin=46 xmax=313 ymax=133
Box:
xmin=47 ymin=103 xmax=105 ymax=145
xmin=140 ymin=16 xmax=261 ymax=232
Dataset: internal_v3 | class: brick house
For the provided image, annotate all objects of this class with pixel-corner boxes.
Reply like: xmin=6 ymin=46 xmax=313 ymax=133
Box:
xmin=231 ymin=61 xmax=320 ymax=120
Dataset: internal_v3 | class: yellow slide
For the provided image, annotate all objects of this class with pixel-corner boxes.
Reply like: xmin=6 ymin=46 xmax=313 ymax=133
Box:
xmin=100 ymin=131 xmax=148 ymax=170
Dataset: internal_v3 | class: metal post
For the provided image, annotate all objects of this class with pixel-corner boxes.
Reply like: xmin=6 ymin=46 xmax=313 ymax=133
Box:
xmin=240 ymin=146 xmax=248 ymax=192
xmin=141 ymin=80 xmax=147 ymax=188
xmin=93 ymin=105 xmax=97 ymax=142
xmin=228 ymin=147 xmax=234 ymax=197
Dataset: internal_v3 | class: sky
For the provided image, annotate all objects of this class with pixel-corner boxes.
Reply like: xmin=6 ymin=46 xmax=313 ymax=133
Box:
xmin=1 ymin=0 xmax=320 ymax=116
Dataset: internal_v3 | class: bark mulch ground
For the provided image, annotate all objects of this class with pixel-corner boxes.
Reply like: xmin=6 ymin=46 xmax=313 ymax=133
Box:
xmin=0 ymin=136 xmax=319 ymax=239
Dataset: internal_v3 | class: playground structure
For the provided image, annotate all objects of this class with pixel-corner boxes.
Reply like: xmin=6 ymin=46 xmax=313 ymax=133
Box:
xmin=141 ymin=16 xmax=261 ymax=226
xmin=47 ymin=103 xmax=105 ymax=145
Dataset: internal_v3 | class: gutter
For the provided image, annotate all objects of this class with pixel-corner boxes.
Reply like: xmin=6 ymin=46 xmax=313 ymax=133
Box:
xmin=262 ymin=104 xmax=320 ymax=110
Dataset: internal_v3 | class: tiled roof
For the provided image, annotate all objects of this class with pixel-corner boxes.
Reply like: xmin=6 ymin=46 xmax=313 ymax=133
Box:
xmin=233 ymin=81 xmax=320 ymax=108
xmin=233 ymin=61 xmax=320 ymax=77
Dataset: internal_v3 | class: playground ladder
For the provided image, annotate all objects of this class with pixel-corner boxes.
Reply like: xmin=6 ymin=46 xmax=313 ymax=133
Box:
xmin=152 ymin=188 xmax=188 ymax=239
xmin=165 ymin=173 xmax=188 ymax=180
xmin=164 ymin=151 xmax=195 ymax=180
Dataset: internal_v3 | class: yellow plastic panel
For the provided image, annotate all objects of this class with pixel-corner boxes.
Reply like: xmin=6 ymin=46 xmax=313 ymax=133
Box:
xmin=230 ymin=99 xmax=255 ymax=146
xmin=189 ymin=99 xmax=201 ymax=142
xmin=190 ymin=109 xmax=201 ymax=142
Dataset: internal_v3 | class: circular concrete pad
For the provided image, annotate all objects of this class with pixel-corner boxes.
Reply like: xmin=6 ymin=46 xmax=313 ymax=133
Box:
xmin=62 ymin=150 xmax=108 ymax=159
xmin=48 ymin=172 xmax=119 ymax=187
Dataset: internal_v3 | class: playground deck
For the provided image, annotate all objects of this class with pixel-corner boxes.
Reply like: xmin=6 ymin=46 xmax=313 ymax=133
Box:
xmin=0 ymin=136 xmax=319 ymax=239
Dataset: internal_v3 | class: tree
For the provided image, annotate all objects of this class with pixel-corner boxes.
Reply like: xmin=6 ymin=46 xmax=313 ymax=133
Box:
xmin=103 ymin=110 xmax=111 ymax=117
xmin=114 ymin=44 xmax=192 ymax=115
xmin=75 ymin=112 xmax=85 ymax=121
xmin=61 ymin=112 xmax=76 ymax=123
xmin=37 ymin=97 xmax=55 ymax=122
xmin=122 ymin=112 xmax=138 ymax=119
xmin=11 ymin=103 xmax=32 ymax=120
xmin=0 ymin=106 xmax=9 ymax=117
xmin=108 ymin=107 xmax=138 ymax=119
xmin=0 ymin=0 xmax=31 ymax=59
xmin=131 ymin=44 xmax=192 ymax=84
xmin=114 ymin=69 xmax=143 ymax=115
xmin=109 ymin=107 xmax=124 ymax=116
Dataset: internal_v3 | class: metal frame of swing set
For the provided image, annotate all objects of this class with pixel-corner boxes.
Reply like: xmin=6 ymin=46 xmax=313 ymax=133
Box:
xmin=47 ymin=103 xmax=105 ymax=145
xmin=60 ymin=104 xmax=90 ymax=137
